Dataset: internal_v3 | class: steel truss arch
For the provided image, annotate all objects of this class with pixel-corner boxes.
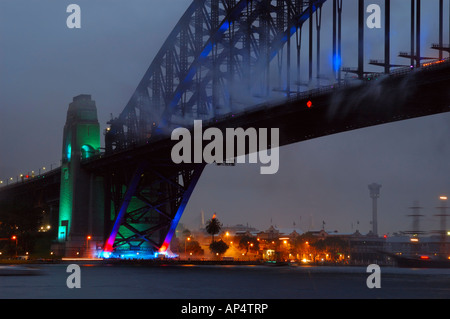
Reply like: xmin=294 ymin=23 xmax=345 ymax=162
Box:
xmin=107 ymin=0 xmax=327 ymax=151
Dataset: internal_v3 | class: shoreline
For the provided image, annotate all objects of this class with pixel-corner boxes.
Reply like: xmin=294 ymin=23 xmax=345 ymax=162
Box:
xmin=0 ymin=258 xmax=394 ymax=267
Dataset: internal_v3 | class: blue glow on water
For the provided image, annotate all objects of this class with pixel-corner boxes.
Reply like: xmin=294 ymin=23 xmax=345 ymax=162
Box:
xmin=99 ymin=249 xmax=176 ymax=260
xmin=99 ymin=251 xmax=112 ymax=259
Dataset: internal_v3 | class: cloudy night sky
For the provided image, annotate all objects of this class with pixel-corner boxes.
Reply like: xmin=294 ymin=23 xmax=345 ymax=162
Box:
xmin=0 ymin=0 xmax=449 ymax=236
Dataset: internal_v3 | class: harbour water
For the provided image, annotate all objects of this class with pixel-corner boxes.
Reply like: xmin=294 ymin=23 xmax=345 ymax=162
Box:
xmin=0 ymin=262 xmax=449 ymax=299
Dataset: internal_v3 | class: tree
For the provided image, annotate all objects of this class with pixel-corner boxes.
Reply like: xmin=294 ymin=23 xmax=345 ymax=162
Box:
xmin=205 ymin=214 xmax=222 ymax=243
xmin=322 ymin=237 xmax=348 ymax=261
xmin=184 ymin=239 xmax=204 ymax=256
xmin=209 ymin=239 xmax=229 ymax=256
xmin=238 ymin=235 xmax=260 ymax=254
xmin=309 ymin=236 xmax=348 ymax=262
xmin=182 ymin=228 xmax=191 ymax=239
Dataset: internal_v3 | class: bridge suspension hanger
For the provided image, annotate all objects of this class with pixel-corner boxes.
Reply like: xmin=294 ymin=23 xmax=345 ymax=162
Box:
xmin=315 ymin=3 xmax=322 ymax=86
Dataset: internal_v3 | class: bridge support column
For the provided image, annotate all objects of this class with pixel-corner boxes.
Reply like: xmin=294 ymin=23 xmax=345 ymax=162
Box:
xmin=358 ymin=0 xmax=364 ymax=79
xmin=411 ymin=0 xmax=415 ymax=67
xmin=384 ymin=0 xmax=390 ymax=74
xmin=416 ymin=0 xmax=421 ymax=67
xmin=439 ymin=0 xmax=443 ymax=60
xmin=338 ymin=0 xmax=342 ymax=82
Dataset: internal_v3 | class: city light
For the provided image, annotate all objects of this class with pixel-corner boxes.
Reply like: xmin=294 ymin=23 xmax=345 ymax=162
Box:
xmin=422 ymin=59 xmax=446 ymax=67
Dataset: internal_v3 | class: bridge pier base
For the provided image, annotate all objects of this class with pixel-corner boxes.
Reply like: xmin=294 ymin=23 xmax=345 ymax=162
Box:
xmin=100 ymin=159 xmax=206 ymax=259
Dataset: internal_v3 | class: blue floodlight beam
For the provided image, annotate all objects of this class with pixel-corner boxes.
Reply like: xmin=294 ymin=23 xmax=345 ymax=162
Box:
xmin=153 ymin=0 xmax=327 ymax=130
xmin=158 ymin=1 xmax=250 ymax=129
xmin=159 ymin=164 xmax=206 ymax=252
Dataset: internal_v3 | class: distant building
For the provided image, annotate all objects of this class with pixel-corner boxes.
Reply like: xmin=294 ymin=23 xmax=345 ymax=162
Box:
xmin=385 ymin=234 xmax=444 ymax=256
xmin=346 ymin=232 xmax=386 ymax=263
xmin=221 ymin=224 xmax=259 ymax=237
xmin=256 ymin=225 xmax=280 ymax=241
xmin=304 ymin=229 xmax=387 ymax=264
xmin=256 ymin=225 xmax=303 ymax=241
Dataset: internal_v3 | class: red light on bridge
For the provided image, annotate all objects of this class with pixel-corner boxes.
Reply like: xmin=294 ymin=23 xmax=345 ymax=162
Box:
xmin=159 ymin=243 xmax=168 ymax=252
xmin=306 ymin=100 xmax=312 ymax=108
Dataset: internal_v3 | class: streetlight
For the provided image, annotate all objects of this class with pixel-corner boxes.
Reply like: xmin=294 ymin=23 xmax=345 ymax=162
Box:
xmin=11 ymin=235 xmax=17 ymax=257
xmin=185 ymin=237 xmax=191 ymax=257
xmin=437 ymin=196 xmax=448 ymax=245
xmin=86 ymin=235 xmax=91 ymax=257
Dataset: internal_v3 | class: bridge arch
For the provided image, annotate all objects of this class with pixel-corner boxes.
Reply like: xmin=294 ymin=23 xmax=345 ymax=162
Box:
xmin=108 ymin=0 xmax=327 ymax=150
xmin=101 ymin=0 xmax=332 ymax=258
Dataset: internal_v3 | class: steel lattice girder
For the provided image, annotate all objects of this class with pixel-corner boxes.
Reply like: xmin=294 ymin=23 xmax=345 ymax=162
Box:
xmin=103 ymin=161 xmax=206 ymax=253
xmin=108 ymin=0 xmax=326 ymax=150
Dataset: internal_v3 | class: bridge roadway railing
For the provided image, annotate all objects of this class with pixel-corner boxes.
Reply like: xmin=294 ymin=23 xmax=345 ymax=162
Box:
xmin=0 ymin=166 xmax=61 ymax=191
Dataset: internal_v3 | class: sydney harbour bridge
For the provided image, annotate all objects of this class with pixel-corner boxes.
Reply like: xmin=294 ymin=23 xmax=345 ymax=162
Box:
xmin=0 ymin=0 xmax=449 ymax=259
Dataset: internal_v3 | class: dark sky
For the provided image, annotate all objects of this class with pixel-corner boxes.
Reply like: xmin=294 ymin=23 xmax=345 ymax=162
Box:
xmin=0 ymin=0 xmax=449 ymax=236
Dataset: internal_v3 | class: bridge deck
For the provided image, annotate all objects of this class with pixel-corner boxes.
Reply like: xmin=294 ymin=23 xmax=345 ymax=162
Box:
xmin=81 ymin=58 xmax=450 ymax=172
